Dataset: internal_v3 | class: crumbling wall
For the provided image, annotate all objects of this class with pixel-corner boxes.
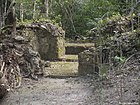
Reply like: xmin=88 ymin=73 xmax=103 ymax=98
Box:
xmin=57 ymin=36 xmax=65 ymax=59
xmin=0 ymin=33 xmax=46 ymax=98
xmin=24 ymin=28 xmax=39 ymax=52
xmin=0 ymin=21 xmax=66 ymax=98
xmin=78 ymin=46 xmax=111 ymax=76
xmin=35 ymin=29 xmax=65 ymax=60
xmin=11 ymin=22 xmax=65 ymax=61
xmin=65 ymin=43 xmax=95 ymax=55
xmin=78 ymin=47 xmax=99 ymax=75
xmin=34 ymin=24 xmax=65 ymax=60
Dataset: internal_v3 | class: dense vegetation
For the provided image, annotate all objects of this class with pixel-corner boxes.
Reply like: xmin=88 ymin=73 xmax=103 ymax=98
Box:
xmin=1 ymin=0 xmax=140 ymax=38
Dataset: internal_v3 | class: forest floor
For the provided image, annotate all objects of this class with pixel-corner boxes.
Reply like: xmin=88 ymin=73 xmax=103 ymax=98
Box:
xmin=0 ymin=61 xmax=96 ymax=105
xmin=0 ymin=60 xmax=139 ymax=105
xmin=0 ymin=76 xmax=95 ymax=105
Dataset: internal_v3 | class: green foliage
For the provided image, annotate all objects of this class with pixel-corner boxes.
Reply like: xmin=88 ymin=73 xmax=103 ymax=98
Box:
xmin=114 ymin=56 xmax=126 ymax=63
xmin=8 ymin=0 xmax=140 ymax=38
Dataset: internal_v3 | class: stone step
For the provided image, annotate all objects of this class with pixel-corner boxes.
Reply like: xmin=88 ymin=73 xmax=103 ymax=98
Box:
xmin=45 ymin=61 xmax=78 ymax=77
xmin=58 ymin=55 xmax=78 ymax=62
xmin=65 ymin=43 xmax=95 ymax=55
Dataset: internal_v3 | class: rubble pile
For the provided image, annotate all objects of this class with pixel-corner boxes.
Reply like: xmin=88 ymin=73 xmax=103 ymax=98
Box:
xmin=0 ymin=33 xmax=45 ymax=98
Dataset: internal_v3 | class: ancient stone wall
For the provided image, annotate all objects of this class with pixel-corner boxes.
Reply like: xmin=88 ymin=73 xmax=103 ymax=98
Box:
xmin=35 ymin=29 xmax=65 ymax=60
xmin=65 ymin=43 xmax=95 ymax=55
xmin=78 ymin=47 xmax=99 ymax=76
xmin=78 ymin=47 xmax=112 ymax=76
xmin=13 ymin=22 xmax=65 ymax=61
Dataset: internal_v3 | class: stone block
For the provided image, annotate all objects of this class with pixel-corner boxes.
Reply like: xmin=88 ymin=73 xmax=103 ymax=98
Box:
xmin=78 ymin=47 xmax=99 ymax=75
xmin=65 ymin=43 xmax=95 ymax=55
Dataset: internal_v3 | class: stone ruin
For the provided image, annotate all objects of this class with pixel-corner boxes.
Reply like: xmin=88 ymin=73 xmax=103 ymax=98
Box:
xmin=9 ymin=21 xmax=65 ymax=61
xmin=78 ymin=47 xmax=110 ymax=76
xmin=78 ymin=47 xmax=99 ymax=76
xmin=30 ymin=22 xmax=65 ymax=60
xmin=0 ymin=34 xmax=45 ymax=98
xmin=0 ymin=21 xmax=65 ymax=98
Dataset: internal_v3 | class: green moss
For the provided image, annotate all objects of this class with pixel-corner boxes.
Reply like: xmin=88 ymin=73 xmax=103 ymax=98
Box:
xmin=99 ymin=64 xmax=109 ymax=75
xmin=17 ymin=19 xmax=34 ymax=26
xmin=46 ymin=62 xmax=78 ymax=76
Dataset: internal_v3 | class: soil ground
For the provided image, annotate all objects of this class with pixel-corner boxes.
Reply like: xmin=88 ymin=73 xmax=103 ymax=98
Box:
xmin=0 ymin=61 xmax=96 ymax=105
xmin=0 ymin=77 xmax=95 ymax=105
xmin=0 ymin=60 xmax=139 ymax=105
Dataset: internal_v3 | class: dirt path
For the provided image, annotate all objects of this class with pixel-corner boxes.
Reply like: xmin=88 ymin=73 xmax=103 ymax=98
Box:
xmin=0 ymin=77 xmax=95 ymax=105
xmin=0 ymin=61 xmax=139 ymax=105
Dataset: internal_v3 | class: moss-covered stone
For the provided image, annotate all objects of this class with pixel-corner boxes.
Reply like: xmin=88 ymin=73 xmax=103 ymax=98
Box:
xmin=1 ymin=21 xmax=65 ymax=61
xmin=78 ymin=47 xmax=99 ymax=76
xmin=65 ymin=43 xmax=95 ymax=55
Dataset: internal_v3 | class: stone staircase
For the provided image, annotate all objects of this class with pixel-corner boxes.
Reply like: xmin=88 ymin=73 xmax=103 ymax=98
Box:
xmin=58 ymin=55 xmax=78 ymax=62
xmin=46 ymin=61 xmax=78 ymax=77
xmin=65 ymin=43 xmax=95 ymax=55
xmin=45 ymin=43 xmax=94 ymax=77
